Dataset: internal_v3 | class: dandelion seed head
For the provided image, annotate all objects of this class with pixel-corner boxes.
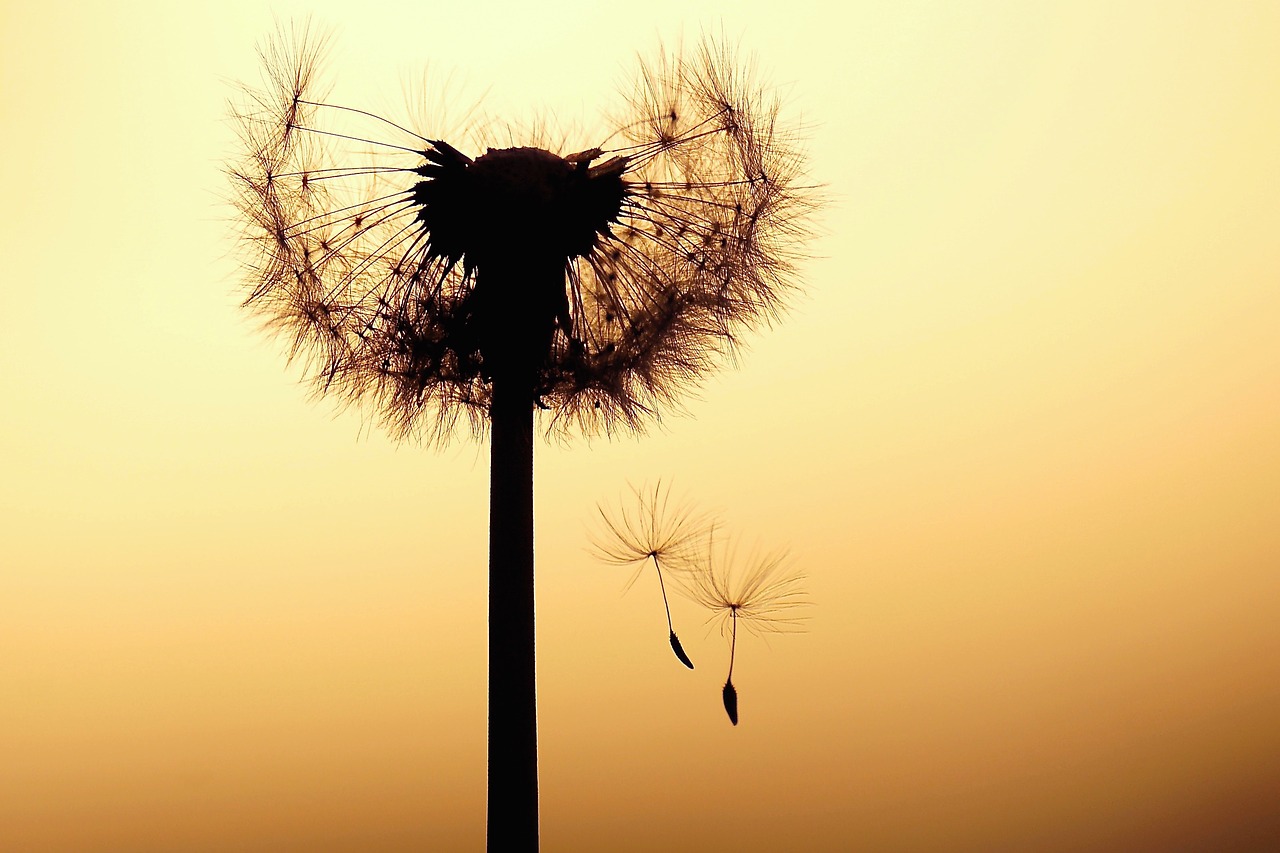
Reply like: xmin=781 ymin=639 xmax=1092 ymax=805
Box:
xmin=229 ymin=24 xmax=816 ymax=445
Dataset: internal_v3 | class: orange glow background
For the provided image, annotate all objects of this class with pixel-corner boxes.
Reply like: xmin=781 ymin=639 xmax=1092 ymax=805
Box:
xmin=3 ymin=1 xmax=1278 ymax=850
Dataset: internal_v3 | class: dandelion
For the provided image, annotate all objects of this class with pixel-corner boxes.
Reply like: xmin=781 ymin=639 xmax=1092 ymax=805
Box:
xmin=229 ymin=28 xmax=813 ymax=443
xmin=590 ymin=481 xmax=714 ymax=669
xmin=229 ymin=21 xmax=814 ymax=850
xmin=685 ymin=534 xmax=808 ymax=725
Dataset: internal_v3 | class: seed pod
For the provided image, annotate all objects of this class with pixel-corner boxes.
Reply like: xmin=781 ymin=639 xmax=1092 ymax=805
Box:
xmin=722 ymin=679 xmax=739 ymax=726
xmin=669 ymin=631 xmax=695 ymax=669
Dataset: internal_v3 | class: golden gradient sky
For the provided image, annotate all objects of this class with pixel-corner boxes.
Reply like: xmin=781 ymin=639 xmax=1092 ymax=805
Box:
xmin=2 ymin=1 xmax=1278 ymax=850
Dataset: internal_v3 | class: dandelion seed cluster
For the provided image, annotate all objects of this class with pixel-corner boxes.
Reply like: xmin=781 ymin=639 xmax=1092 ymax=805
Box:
xmin=592 ymin=483 xmax=809 ymax=724
xmin=229 ymin=30 xmax=813 ymax=441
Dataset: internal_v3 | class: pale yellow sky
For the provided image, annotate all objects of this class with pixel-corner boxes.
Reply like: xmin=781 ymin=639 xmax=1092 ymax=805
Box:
xmin=2 ymin=1 xmax=1278 ymax=850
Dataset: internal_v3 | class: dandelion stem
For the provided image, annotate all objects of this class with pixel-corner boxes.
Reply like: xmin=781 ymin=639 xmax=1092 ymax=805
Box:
xmin=487 ymin=365 xmax=538 ymax=851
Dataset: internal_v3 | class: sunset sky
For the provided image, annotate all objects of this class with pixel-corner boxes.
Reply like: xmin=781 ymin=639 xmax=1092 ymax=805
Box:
xmin=2 ymin=1 xmax=1278 ymax=850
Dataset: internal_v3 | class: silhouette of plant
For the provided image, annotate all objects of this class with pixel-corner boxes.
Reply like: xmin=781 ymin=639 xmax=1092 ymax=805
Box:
xmin=589 ymin=481 xmax=716 ymax=668
xmin=229 ymin=22 xmax=814 ymax=851
xmin=684 ymin=532 xmax=808 ymax=725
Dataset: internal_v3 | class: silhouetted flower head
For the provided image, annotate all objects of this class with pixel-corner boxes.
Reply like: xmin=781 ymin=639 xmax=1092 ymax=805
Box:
xmin=230 ymin=27 xmax=814 ymax=442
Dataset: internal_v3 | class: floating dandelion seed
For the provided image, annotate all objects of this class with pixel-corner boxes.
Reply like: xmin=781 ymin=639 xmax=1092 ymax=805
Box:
xmin=229 ymin=21 xmax=815 ymax=850
xmin=685 ymin=534 xmax=809 ymax=725
xmin=590 ymin=481 xmax=715 ymax=669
